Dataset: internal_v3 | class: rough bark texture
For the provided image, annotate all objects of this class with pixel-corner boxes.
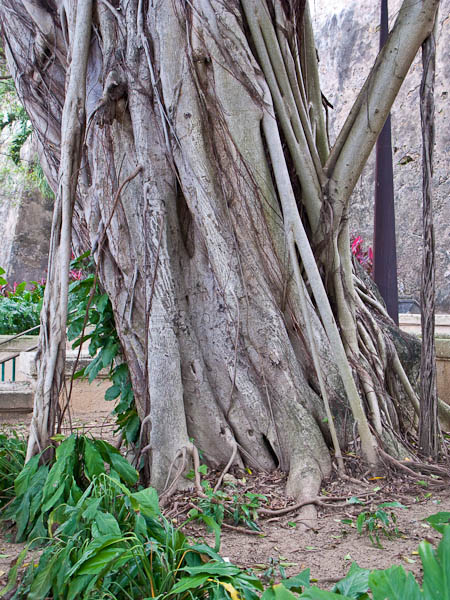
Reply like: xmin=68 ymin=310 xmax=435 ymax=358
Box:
xmin=0 ymin=0 xmax=441 ymax=498
xmin=419 ymin=19 xmax=440 ymax=458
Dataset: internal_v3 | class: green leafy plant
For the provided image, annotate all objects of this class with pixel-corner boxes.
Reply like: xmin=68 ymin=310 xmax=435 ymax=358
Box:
xmin=355 ymin=502 xmax=406 ymax=549
xmin=260 ymin=519 xmax=450 ymax=599
xmin=0 ymin=432 xmax=26 ymax=509
xmin=189 ymin=478 xmax=267 ymax=531
xmin=0 ymin=105 xmax=32 ymax=165
xmin=67 ymin=252 xmax=140 ymax=445
xmin=2 ymin=476 xmax=264 ymax=600
xmin=0 ymin=268 xmax=44 ymax=334
xmin=0 ymin=296 xmax=41 ymax=334
xmin=2 ymin=434 xmax=138 ymax=543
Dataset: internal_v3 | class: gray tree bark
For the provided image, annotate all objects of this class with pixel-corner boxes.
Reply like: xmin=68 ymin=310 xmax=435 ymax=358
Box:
xmin=0 ymin=0 xmax=440 ymax=502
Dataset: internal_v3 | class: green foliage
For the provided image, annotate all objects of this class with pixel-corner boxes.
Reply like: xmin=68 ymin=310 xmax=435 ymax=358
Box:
xmin=2 ymin=434 xmax=138 ymax=543
xmin=3 ymin=471 xmax=263 ymax=600
xmin=0 ymin=270 xmax=43 ymax=334
xmin=424 ymin=511 xmax=450 ymax=534
xmin=355 ymin=502 xmax=406 ymax=549
xmin=0 ymin=105 xmax=32 ymax=165
xmin=2 ymin=437 xmax=450 ymax=600
xmin=26 ymin=162 xmax=54 ymax=199
xmin=259 ymin=523 xmax=450 ymax=599
xmin=0 ymin=296 xmax=40 ymax=334
xmin=188 ymin=476 xmax=268 ymax=532
xmin=0 ymin=432 xmax=26 ymax=509
xmin=67 ymin=253 xmax=139 ymax=445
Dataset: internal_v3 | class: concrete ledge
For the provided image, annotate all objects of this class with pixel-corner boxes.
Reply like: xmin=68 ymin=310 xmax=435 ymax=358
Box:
xmin=399 ymin=314 xmax=450 ymax=337
xmin=0 ymin=334 xmax=39 ymax=353
xmin=0 ymin=381 xmax=33 ymax=413
xmin=18 ymin=349 xmax=109 ymax=379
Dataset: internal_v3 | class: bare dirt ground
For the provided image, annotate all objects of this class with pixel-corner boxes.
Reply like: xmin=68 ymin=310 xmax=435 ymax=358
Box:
xmin=1 ymin=405 xmax=449 ymax=591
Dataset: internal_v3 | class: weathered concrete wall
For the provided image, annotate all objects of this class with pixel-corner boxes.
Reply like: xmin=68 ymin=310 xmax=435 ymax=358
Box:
xmin=0 ymin=133 xmax=53 ymax=284
xmin=312 ymin=0 xmax=450 ymax=310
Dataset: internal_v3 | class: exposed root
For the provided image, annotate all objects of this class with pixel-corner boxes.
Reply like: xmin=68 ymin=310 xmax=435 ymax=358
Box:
xmin=221 ymin=522 xmax=262 ymax=535
xmin=214 ymin=438 xmax=238 ymax=493
xmin=257 ymin=494 xmax=362 ymax=517
xmin=160 ymin=447 xmax=187 ymax=506
xmin=379 ymin=449 xmax=438 ymax=481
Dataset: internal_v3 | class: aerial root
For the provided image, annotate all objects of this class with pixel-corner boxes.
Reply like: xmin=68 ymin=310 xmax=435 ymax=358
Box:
xmin=214 ymin=438 xmax=238 ymax=493
xmin=160 ymin=447 xmax=188 ymax=506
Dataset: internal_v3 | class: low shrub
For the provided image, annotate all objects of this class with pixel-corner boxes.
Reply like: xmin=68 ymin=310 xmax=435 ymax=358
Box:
xmin=0 ymin=432 xmax=26 ymax=509
xmin=2 ymin=434 xmax=138 ymax=543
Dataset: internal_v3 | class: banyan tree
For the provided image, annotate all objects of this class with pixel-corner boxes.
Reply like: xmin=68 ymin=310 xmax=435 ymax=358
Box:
xmin=0 ymin=0 xmax=446 ymax=511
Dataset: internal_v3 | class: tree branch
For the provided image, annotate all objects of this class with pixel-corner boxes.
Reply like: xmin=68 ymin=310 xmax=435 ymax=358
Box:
xmin=325 ymin=0 xmax=439 ymax=221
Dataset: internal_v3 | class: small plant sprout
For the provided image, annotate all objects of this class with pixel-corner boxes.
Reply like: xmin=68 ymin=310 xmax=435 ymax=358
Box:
xmin=356 ymin=502 xmax=407 ymax=548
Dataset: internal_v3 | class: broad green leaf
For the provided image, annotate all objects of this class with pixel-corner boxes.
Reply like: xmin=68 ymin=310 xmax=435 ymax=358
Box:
xmin=83 ymin=438 xmax=105 ymax=479
xmin=369 ymin=566 xmax=422 ymax=600
xmin=15 ymin=491 xmax=31 ymax=541
xmin=425 ymin=512 xmax=450 ymax=534
xmin=109 ymin=453 xmax=138 ymax=486
xmin=85 ymin=354 xmax=104 ymax=383
xmin=420 ymin=527 xmax=450 ymax=600
xmin=28 ymin=550 xmax=60 ymax=600
xmin=262 ymin=583 xmax=299 ymax=600
xmin=27 ymin=514 xmax=46 ymax=543
xmin=356 ymin=513 xmax=366 ymax=533
xmin=67 ymin=535 xmax=125 ymax=576
xmin=67 ymin=575 xmax=92 ymax=600
xmin=100 ymin=340 xmax=119 ymax=368
xmin=347 ymin=497 xmax=365 ymax=505
xmin=169 ymin=574 xmax=211 ymax=594
xmin=67 ymin=315 xmax=86 ymax=341
xmin=77 ymin=547 xmax=127 ymax=575
xmin=130 ymin=487 xmax=160 ymax=517
xmin=95 ymin=511 xmax=121 ymax=537
xmin=55 ymin=434 xmax=76 ymax=460
xmin=332 ymin=563 xmax=370 ymax=599
xmin=42 ymin=479 xmax=67 ymax=512
xmin=14 ymin=454 xmax=40 ymax=496
xmin=282 ymin=569 xmax=311 ymax=593
xmin=81 ymin=497 xmax=102 ymax=521
xmin=96 ymin=293 xmax=110 ymax=313
xmin=104 ymin=384 xmax=121 ymax=401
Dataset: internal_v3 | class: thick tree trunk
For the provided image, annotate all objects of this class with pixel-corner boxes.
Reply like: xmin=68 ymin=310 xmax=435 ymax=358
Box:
xmin=0 ymin=0 xmax=440 ymax=499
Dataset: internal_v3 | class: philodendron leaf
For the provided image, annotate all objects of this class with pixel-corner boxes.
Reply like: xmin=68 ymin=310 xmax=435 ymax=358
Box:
xmin=281 ymin=569 xmax=311 ymax=593
xmin=369 ymin=565 xmax=423 ymax=600
xmin=83 ymin=438 xmax=105 ymax=480
xmin=420 ymin=526 xmax=450 ymax=600
xmin=262 ymin=583 xmax=299 ymax=600
xmin=331 ymin=562 xmax=370 ymax=599
xmin=108 ymin=453 xmax=138 ymax=486
xmin=425 ymin=512 xmax=450 ymax=534
xmin=130 ymin=487 xmax=160 ymax=517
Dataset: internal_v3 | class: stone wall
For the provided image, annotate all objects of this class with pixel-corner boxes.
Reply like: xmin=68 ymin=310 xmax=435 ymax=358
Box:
xmin=0 ymin=133 xmax=53 ymax=285
xmin=312 ymin=0 xmax=450 ymax=310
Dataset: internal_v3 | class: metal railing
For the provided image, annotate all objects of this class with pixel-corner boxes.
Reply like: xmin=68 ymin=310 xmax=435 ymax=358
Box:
xmin=0 ymin=324 xmax=40 ymax=382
